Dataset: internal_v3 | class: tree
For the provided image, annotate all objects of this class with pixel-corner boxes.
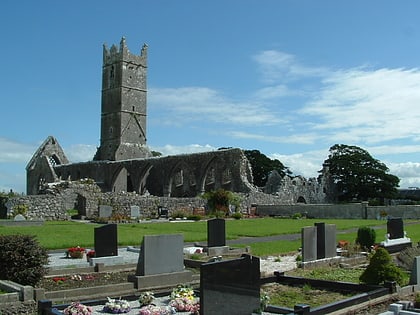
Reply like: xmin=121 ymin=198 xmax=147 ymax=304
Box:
xmin=244 ymin=150 xmax=291 ymax=187
xmin=202 ymin=189 xmax=240 ymax=215
xmin=320 ymin=144 xmax=399 ymax=202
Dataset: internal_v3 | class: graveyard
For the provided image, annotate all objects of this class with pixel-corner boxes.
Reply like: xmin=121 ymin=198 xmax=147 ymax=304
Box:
xmin=1 ymin=217 xmax=420 ymax=314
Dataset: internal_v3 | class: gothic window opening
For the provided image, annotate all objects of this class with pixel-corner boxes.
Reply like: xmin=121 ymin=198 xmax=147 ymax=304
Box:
xmin=174 ymin=169 xmax=183 ymax=187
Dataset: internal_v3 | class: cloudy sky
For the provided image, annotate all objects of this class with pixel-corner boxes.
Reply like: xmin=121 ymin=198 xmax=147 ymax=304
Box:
xmin=1 ymin=1 xmax=420 ymax=193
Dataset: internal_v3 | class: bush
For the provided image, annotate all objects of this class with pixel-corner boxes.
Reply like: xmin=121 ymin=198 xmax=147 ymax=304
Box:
xmin=356 ymin=226 xmax=376 ymax=250
xmin=0 ymin=234 xmax=49 ymax=286
xmin=359 ymin=247 xmax=405 ymax=285
xmin=231 ymin=212 xmax=242 ymax=220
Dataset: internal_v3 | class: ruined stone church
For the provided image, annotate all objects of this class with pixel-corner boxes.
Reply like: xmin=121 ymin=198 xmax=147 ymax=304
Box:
xmin=26 ymin=38 xmax=255 ymax=197
xmin=26 ymin=37 xmax=326 ymax=205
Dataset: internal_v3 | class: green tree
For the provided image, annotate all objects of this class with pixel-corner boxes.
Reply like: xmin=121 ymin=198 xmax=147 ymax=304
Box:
xmin=359 ymin=247 xmax=405 ymax=285
xmin=320 ymin=144 xmax=399 ymax=202
xmin=244 ymin=150 xmax=291 ymax=187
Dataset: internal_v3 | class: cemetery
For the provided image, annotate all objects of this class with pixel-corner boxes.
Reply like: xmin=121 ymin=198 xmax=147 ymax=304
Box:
xmin=0 ymin=217 xmax=420 ymax=315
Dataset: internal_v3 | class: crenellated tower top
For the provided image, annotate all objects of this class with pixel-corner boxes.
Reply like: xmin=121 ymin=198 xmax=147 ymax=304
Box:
xmin=103 ymin=37 xmax=148 ymax=67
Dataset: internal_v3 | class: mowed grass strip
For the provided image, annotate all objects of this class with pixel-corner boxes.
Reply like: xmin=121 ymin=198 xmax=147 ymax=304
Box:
xmin=0 ymin=218 xmax=401 ymax=252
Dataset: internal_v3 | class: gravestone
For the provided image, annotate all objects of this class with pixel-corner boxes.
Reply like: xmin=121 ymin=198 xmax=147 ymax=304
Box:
xmin=409 ymin=256 xmax=420 ymax=285
xmin=136 ymin=234 xmax=184 ymax=275
xmin=207 ymin=218 xmax=226 ymax=247
xmin=130 ymin=205 xmax=140 ymax=219
xmin=129 ymin=234 xmax=192 ymax=289
xmin=200 ymin=254 xmax=260 ymax=315
xmin=302 ymin=226 xmax=317 ymax=262
xmin=387 ymin=218 xmax=404 ymax=239
xmin=94 ymin=224 xmax=118 ymax=257
xmin=315 ymin=222 xmax=336 ymax=259
xmin=14 ymin=214 xmax=26 ymax=221
xmin=99 ymin=205 xmax=113 ymax=218
xmin=158 ymin=206 xmax=168 ymax=218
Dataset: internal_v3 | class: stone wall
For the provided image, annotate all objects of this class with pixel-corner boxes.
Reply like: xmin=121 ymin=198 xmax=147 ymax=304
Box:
xmin=256 ymin=202 xmax=420 ymax=219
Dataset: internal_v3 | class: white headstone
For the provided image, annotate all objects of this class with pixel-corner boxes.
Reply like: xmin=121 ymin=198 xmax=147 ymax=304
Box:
xmin=14 ymin=214 xmax=26 ymax=221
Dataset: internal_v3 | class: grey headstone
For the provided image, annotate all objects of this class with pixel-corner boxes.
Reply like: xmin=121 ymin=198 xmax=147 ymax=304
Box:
xmin=14 ymin=214 xmax=26 ymax=221
xmin=99 ymin=205 xmax=113 ymax=218
xmin=130 ymin=205 xmax=140 ymax=218
xmin=94 ymin=224 xmax=118 ymax=257
xmin=387 ymin=218 xmax=404 ymax=239
xmin=207 ymin=218 xmax=226 ymax=247
xmin=324 ymin=224 xmax=337 ymax=258
xmin=136 ymin=234 xmax=184 ymax=276
xmin=200 ymin=254 xmax=260 ymax=315
xmin=409 ymin=256 xmax=420 ymax=285
xmin=302 ymin=226 xmax=317 ymax=262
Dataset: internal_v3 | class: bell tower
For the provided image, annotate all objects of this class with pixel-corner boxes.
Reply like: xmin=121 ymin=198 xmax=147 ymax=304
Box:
xmin=94 ymin=37 xmax=151 ymax=161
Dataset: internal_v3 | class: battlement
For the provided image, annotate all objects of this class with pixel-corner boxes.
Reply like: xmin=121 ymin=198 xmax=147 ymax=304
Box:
xmin=103 ymin=36 xmax=147 ymax=66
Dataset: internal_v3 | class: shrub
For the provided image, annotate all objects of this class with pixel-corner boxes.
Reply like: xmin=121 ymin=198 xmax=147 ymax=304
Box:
xmin=356 ymin=226 xmax=376 ymax=250
xmin=231 ymin=212 xmax=242 ymax=220
xmin=0 ymin=234 xmax=49 ymax=286
xmin=359 ymin=247 xmax=405 ymax=285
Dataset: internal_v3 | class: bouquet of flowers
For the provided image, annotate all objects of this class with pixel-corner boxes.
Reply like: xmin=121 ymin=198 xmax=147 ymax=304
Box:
xmin=169 ymin=298 xmax=200 ymax=314
xmin=66 ymin=246 xmax=85 ymax=259
xmin=138 ymin=304 xmax=175 ymax=315
xmin=169 ymin=285 xmax=199 ymax=314
xmin=63 ymin=302 xmax=92 ymax=315
xmin=170 ymin=284 xmax=195 ymax=300
xmin=139 ymin=291 xmax=155 ymax=306
xmin=103 ymin=297 xmax=131 ymax=314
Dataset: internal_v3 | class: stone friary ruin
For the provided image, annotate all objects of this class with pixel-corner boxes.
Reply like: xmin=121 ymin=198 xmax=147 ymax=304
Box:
xmin=25 ymin=37 xmax=327 ymax=218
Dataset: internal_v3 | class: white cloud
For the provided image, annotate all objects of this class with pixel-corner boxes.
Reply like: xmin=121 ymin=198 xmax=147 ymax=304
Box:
xmin=0 ymin=137 xmax=35 ymax=163
xmin=228 ymin=131 xmax=317 ymax=145
xmin=270 ymin=150 xmax=327 ymax=178
xmin=149 ymin=87 xmax=282 ymax=126
xmin=65 ymin=144 xmax=97 ymax=162
xmin=253 ymin=50 xmax=328 ymax=83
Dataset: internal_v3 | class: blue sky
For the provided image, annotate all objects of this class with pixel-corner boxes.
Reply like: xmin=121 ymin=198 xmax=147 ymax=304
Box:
xmin=2 ymin=1 xmax=420 ymax=193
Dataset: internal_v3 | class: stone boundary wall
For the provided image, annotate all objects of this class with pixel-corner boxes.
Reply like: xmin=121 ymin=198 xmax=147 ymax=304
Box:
xmin=256 ymin=203 xmax=420 ymax=219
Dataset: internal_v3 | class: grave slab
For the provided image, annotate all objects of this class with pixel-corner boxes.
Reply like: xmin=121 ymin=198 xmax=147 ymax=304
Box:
xmin=302 ymin=226 xmax=317 ymax=262
xmin=207 ymin=218 xmax=226 ymax=247
xmin=94 ymin=223 xmax=118 ymax=257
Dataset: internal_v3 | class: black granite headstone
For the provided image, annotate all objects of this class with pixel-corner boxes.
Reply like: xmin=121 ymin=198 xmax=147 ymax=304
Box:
xmin=200 ymin=254 xmax=260 ymax=315
xmin=315 ymin=222 xmax=326 ymax=259
xmin=387 ymin=218 xmax=404 ymax=239
xmin=207 ymin=218 xmax=226 ymax=247
xmin=94 ymin=223 xmax=118 ymax=257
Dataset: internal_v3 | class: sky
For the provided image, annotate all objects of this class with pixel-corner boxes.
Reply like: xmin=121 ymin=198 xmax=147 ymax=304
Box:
xmin=1 ymin=1 xmax=420 ymax=194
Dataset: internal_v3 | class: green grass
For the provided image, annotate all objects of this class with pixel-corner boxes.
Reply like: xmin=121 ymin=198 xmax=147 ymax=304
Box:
xmin=0 ymin=218 xmax=419 ymax=254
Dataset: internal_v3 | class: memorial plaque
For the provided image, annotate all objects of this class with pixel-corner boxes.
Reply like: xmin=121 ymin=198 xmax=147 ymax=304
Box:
xmin=207 ymin=218 xmax=226 ymax=247
xmin=130 ymin=205 xmax=140 ymax=218
xmin=94 ymin=224 xmax=118 ymax=257
xmin=99 ymin=205 xmax=113 ymax=218
xmin=200 ymin=254 xmax=260 ymax=315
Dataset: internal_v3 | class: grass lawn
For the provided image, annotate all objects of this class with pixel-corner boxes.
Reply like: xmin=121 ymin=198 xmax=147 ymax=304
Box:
xmin=0 ymin=218 xmax=419 ymax=255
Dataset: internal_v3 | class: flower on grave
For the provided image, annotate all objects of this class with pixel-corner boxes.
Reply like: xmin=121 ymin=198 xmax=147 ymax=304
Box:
xmin=86 ymin=250 xmax=95 ymax=258
xmin=52 ymin=276 xmax=67 ymax=284
xmin=63 ymin=302 xmax=92 ymax=315
xmin=170 ymin=284 xmax=195 ymax=300
xmin=138 ymin=304 xmax=175 ymax=315
xmin=66 ymin=246 xmax=86 ymax=258
xmin=71 ymin=274 xmax=82 ymax=281
xmin=103 ymin=297 xmax=131 ymax=314
xmin=139 ymin=291 xmax=155 ymax=306
xmin=169 ymin=297 xmax=200 ymax=314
